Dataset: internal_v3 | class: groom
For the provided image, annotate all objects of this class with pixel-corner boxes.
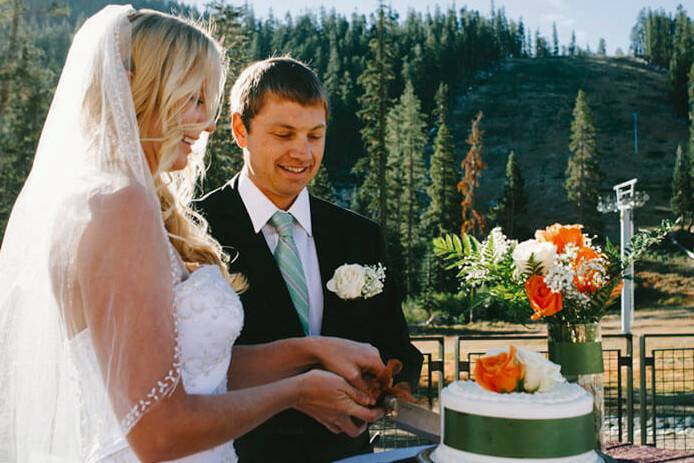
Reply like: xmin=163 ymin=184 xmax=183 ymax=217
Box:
xmin=199 ymin=57 xmax=422 ymax=463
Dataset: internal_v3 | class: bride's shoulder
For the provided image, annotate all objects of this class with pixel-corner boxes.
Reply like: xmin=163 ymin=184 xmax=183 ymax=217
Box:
xmin=87 ymin=182 xmax=158 ymax=219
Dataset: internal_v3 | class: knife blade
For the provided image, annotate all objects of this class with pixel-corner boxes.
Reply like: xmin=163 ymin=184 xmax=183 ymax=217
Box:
xmin=383 ymin=395 xmax=440 ymax=442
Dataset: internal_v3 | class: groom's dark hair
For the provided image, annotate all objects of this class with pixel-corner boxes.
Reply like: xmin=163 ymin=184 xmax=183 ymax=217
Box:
xmin=230 ymin=56 xmax=329 ymax=131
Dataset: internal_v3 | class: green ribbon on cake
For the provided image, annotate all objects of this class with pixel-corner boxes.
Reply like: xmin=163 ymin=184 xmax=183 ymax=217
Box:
xmin=548 ymin=341 xmax=604 ymax=376
xmin=443 ymin=409 xmax=596 ymax=458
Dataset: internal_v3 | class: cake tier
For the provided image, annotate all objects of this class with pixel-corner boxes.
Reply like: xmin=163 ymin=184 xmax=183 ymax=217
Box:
xmin=431 ymin=381 xmax=602 ymax=463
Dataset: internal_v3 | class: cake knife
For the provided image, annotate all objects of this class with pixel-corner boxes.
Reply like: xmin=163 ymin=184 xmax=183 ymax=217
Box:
xmin=383 ymin=395 xmax=441 ymax=442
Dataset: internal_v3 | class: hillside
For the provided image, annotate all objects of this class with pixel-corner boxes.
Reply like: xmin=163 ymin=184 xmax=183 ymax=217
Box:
xmin=450 ymin=56 xmax=689 ymax=240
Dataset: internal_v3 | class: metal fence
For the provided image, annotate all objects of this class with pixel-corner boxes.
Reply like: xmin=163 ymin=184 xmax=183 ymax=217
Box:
xmin=639 ymin=333 xmax=694 ymax=450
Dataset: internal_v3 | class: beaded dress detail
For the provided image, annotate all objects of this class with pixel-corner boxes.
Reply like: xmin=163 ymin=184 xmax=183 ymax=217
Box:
xmin=69 ymin=243 xmax=244 ymax=462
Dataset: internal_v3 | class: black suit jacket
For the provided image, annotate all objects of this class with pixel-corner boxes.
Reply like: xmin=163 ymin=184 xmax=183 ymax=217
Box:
xmin=199 ymin=175 xmax=423 ymax=463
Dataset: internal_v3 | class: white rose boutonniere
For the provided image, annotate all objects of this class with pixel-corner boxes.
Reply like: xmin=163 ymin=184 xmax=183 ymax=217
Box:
xmin=327 ymin=263 xmax=386 ymax=300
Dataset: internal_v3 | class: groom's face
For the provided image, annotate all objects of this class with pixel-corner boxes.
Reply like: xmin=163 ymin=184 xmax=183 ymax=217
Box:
xmin=232 ymin=93 xmax=326 ymax=210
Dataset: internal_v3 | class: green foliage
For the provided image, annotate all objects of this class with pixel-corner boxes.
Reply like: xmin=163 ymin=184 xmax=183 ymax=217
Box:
xmin=308 ymin=164 xmax=337 ymax=202
xmin=200 ymin=3 xmax=248 ymax=194
xmin=597 ymin=38 xmax=607 ymax=56
xmin=565 ymin=89 xmax=602 ymax=233
xmin=671 ymin=144 xmax=693 ymax=228
xmin=386 ymin=80 xmax=428 ymax=296
xmin=432 ymin=232 xmax=528 ymax=320
xmin=352 ymin=3 xmax=396 ymax=226
xmin=644 ymin=8 xmax=675 ymax=68
xmin=0 ymin=1 xmax=56 ymax=238
xmin=668 ymin=6 xmax=693 ymax=116
xmin=551 ymin=22 xmax=559 ymax=56
xmin=488 ymin=151 xmax=528 ymax=239
xmin=568 ymin=30 xmax=576 ymax=56
xmin=424 ymin=83 xmax=460 ymax=293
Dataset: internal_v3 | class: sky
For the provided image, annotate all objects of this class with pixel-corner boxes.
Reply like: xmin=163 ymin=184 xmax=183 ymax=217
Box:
xmin=180 ymin=0 xmax=687 ymax=55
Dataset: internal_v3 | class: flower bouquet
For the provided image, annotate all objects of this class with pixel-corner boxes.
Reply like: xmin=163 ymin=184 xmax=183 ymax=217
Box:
xmin=434 ymin=221 xmax=670 ymax=446
xmin=433 ymin=222 xmax=669 ymax=325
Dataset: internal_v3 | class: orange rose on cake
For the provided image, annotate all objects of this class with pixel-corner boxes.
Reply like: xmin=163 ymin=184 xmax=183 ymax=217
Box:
xmin=474 ymin=345 xmax=525 ymax=393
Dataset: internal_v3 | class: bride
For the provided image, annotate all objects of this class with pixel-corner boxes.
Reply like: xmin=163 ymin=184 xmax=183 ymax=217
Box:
xmin=0 ymin=5 xmax=385 ymax=462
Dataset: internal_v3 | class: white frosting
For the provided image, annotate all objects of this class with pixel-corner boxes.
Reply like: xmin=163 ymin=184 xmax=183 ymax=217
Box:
xmin=432 ymin=381 xmax=602 ymax=463
xmin=441 ymin=381 xmax=593 ymax=419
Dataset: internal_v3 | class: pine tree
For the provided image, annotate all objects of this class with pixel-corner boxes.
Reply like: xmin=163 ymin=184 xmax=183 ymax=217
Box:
xmin=425 ymin=83 xmax=460 ymax=292
xmin=517 ymin=18 xmax=527 ymax=57
xmin=551 ymin=22 xmax=559 ymax=56
xmin=352 ymin=2 xmax=395 ymax=227
xmin=488 ymin=151 xmax=527 ymax=238
xmin=386 ymin=80 xmax=427 ymax=296
xmin=568 ymin=30 xmax=577 ymax=56
xmin=308 ymin=164 xmax=337 ymax=203
xmin=458 ymin=112 xmax=487 ymax=236
xmin=534 ymin=29 xmax=550 ymax=57
xmin=203 ymin=4 xmax=248 ymax=193
xmin=0 ymin=0 xmax=56 ymax=238
xmin=565 ymin=89 xmax=602 ymax=231
xmin=597 ymin=38 xmax=607 ymax=56
xmin=671 ymin=144 xmax=693 ymax=229
xmin=630 ymin=8 xmax=647 ymax=57
xmin=668 ymin=5 xmax=692 ymax=117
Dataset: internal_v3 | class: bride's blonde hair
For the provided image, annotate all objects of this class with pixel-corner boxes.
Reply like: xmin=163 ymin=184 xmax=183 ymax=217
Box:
xmin=128 ymin=10 xmax=245 ymax=291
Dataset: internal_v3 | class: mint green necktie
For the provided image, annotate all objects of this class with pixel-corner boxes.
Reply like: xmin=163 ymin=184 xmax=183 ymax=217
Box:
xmin=270 ymin=211 xmax=310 ymax=335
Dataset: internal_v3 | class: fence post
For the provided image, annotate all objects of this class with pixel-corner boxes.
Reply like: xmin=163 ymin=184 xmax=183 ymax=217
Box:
xmin=626 ymin=334 xmax=634 ymax=443
xmin=454 ymin=336 xmax=460 ymax=380
xmin=639 ymin=335 xmax=647 ymax=445
xmin=439 ymin=337 xmax=445 ymax=395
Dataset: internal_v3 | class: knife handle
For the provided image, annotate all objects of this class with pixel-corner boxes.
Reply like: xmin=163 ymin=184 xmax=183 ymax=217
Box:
xmin=383 ymin=395 xmax=398 ymax=414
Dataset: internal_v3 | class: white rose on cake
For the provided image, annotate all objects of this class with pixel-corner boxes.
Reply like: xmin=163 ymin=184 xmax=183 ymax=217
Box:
xmin=515 ymin=347 xmax=565 ymax=393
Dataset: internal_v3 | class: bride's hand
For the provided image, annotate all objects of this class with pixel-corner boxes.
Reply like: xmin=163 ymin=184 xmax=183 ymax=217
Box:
xmin=311 ymin=337 xmax=386 ymax=393
xmin=294 ymin=369 xmax=384 ymax=437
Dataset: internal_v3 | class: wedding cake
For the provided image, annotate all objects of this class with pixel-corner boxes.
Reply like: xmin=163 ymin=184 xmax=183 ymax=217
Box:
xmin=430 ymin=347 xmax=602 ymax=463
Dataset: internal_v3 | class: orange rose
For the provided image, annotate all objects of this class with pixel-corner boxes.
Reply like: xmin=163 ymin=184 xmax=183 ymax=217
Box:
xmin=525 ymin=275 xmax=563 ymax=320
xmin=573 ymin=246 xmax=601 ymax=294
xmin=474 ymin=345 xmax=525 ymax=393
xmin=536 ymin=223 xmax=585 ymax=254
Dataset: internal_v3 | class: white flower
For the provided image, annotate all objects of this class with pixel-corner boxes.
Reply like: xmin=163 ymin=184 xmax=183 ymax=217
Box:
xmin=327 ymin=263 xmax=386 ymax=300
xmin=512 ymin=240 xmax=557 ymax=276
xmin=516 ymin=347 xmax=565 ymax=393
xmin=327 ymin=264 xmax=365 ymax=299
xmin=484 ymin=227 xmax=512 ymax=263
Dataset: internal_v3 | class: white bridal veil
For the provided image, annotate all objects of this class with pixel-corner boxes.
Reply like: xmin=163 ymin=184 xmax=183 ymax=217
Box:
xmin=0 ymin=5 xmax=184 ymax=461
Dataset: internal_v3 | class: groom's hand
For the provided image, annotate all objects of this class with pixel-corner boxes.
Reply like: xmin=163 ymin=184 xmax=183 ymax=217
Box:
xmin=295 ymin=370 xmax=384 ymax=438
xmin=313 ymin=337 xmax=386 ymax=393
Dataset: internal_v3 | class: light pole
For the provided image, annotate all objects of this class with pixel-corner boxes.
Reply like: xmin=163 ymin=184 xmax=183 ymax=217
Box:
xmin=597 ymin=179 xmax=649 ymax=334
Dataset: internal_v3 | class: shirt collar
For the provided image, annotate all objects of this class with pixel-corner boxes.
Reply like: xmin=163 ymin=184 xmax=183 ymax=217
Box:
xmin=238 ymin=167 xmax=313 ymax=237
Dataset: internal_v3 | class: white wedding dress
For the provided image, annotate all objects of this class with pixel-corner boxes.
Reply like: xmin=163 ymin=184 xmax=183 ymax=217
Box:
xmin=69 ymin=244 xmax=244 ymax=462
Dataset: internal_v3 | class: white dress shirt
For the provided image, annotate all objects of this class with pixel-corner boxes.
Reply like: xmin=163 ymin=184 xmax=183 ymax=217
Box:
xmin=237 ymin=168 xmax=324 ymax=335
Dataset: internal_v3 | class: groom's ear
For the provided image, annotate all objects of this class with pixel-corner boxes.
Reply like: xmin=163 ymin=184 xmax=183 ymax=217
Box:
xmin=231 ymin=112 xmax=248 ymax=149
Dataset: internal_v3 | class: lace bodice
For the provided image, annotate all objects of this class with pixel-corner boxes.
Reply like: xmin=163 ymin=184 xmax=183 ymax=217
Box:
xmin=70 ymin=260 xmax=244 ymax=462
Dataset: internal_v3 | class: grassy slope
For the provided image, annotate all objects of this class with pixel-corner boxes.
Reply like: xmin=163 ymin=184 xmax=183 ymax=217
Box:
xmin=449 ymin=56 xmax=689 ymax=240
